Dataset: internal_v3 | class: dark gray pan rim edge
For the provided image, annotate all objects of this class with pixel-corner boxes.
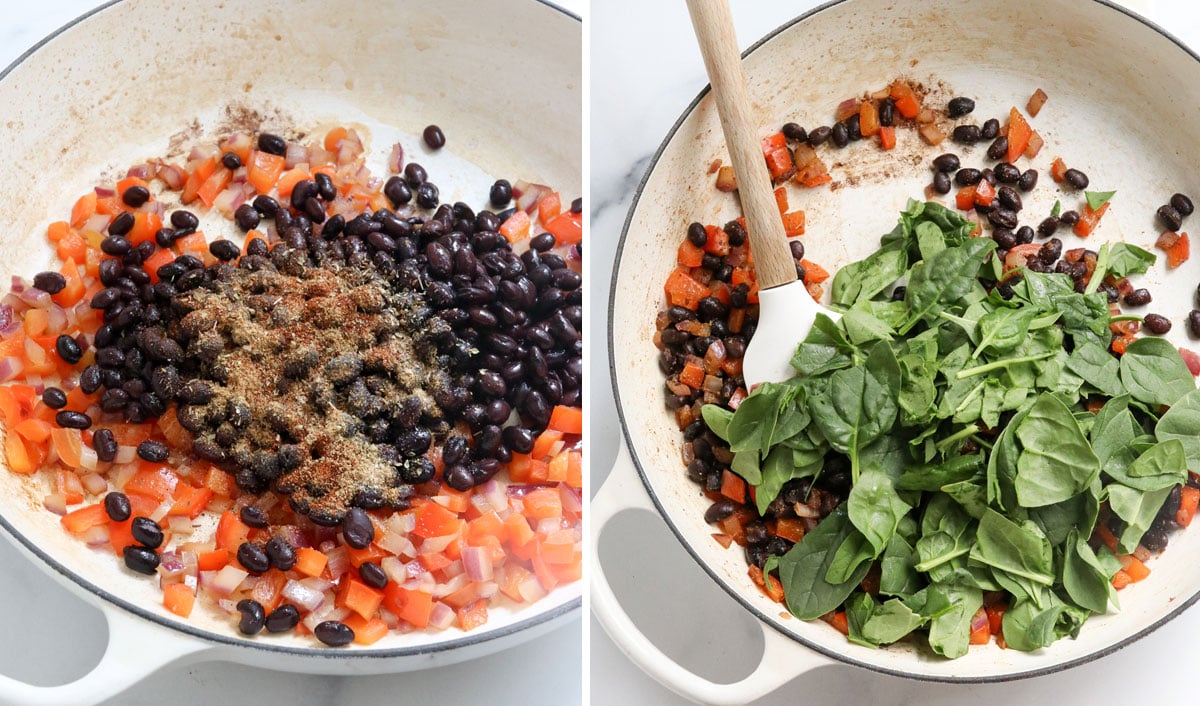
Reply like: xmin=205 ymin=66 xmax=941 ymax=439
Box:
xmin=607 ymin=0 xmax=1200 ymax=685
xmin=0 ymin=0 xmax=580 ymax=661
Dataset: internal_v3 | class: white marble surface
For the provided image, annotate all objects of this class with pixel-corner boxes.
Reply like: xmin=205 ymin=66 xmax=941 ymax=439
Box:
xmin=590 ymin=0 xmax=1200 ymax=704
xmin=0 ymin=2 xmax=581 ymax=705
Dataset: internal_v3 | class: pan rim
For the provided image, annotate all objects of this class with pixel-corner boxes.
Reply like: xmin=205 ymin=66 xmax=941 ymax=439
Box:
xmin=606 ymin=0 xmax=1200 ymax=684
xmin=0 ymin=0 xmax=581 ymax=661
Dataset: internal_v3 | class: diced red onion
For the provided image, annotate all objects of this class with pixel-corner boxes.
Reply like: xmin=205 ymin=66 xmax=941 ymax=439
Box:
xmin=212 ymin=187 xmax=241 ymax=217
xmin=420 ymin=533 xmax=457 ymax=553
xmin=206 ymin=565 xmax=249 ymax=597
xmin=443 ymin=559 xmax=464 ymax=579
xmin=461 ymin=546 xmax=494 ymax=582
xmin=79 ymin=445 xmax=99 ymax=472
xmin=793 ymin=502 xmax=820 ymax=518
xmin=560 ymin=484 xmax=582 ymax=514
xmin=507 ymin=484 xmax=544 ymax=498
xmin=469 ymin=493 xmax=495 ymax=515
xmin=376 ymin=529 xmax=415 ymax=558
xmin=44 ymin=305 xmax=68 ymax=335
xmin=308 ymin=146 xmax=333 ymax=167
xmin=216 ymin=598 xmax=238 ymax=614
xmin=477 ymin=582 xmax=499 ymax=600
xmin=482 ymin=479 xmax=508 ymax=512
xmin=407 ymin=560 xmax=428 ymax=579
xmin=94 ymin=186 xmax=116 ymax=198
xmin=187 ymin=146 xmax=210 ymax=162
xmin=82 ymin=524 xmax=111 ymax=547
xmin=380 ymin=556 xmax=407 ymax=584
xmin=19 ymin=288 xmax=51 ymax=308
xmin=284 ymin=143 xmax=308 ymax=169
xmin=114 ymin=446 xmax=137 ymax=465
xmin=126 ymin=164 xmax=152 ymax=179
xmin=148 ymin=200 xmax=165 ymax=218
xmin=387 ymin=143 xmax=404 ymax=173
xmin=379 ymin=607 xmax=400 ymax=630
xmin=516 ymin=182 xmax=550 ymax=213
xmin=43 ymin=493 xmax=68 ymax=516
xmin=168 ymin=515 xmax=194 ymax=535
xmin=537 ymin=517 xmax=563 ymax=535
xmin=302 ymin=602 xmax=349 ymax=633
xmin=386 ymin=512 xmax=416 ymax=535
xmin=434 ymin=573 xmax=469 ymax=599
xmin=427 ymin=601 xmax=455 ymax=630
xmin=150 ymin=497 xmax=174 ymax=523
xmin=325 ymin=545 xmax=350 ymax=579
xmin=157 ymin=163 xmax=185 ymax=189
xmin=81 ymin=473 xmax=107 ymax=496
xmin=157 ymin=551 xmax=187 ymax=577
xmin=277 ymin=524 xmax=311 ymax=549
xmin=8 ymin=277 xmax=23 ymax=293
xmin=0 ymin=357 xmax=24 ymax=382
xmin=518 ymin=574 xmax=548 ymax=602
xmin=83 ymin=213 xmax=110 ymax=235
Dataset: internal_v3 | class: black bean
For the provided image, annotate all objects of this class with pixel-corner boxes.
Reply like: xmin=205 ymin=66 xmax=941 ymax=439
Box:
xmin=878 ymin=98 xmax=894 ymax=127
xmin=104 ymin=212 xmax=134 ymax=238
xmin=265 ymin=535 xmax=296 ymax=571
xmin=787 ymin=240 xmax=806 ymax=262
xmin=988 ymin=209 xmax=1019 ymax=230
xmin=529 ymin=232 xmax=555 ymax=253
xmin=686 ymin=221 xmax=708 ymax=247
xmin=398 ymin=457 xmax=435 ymax=485
xmin=136 ymin=439 xmax=169 ymax=463
xmin=489 ymin=179 xmax=513 ymax=207
xmin=1039 ymin=237 xmax=1063 ymax=264
xmin=955 ymin=168 xmax=981 ymax=186
xmin=1189 ymin=310 xmax=1200 ymax=338
xmin=80 ymin=365 xmax=102 ymax=394
xmin=780 ymin=122 xmax=805 ymax=141
xmin=56 ymin=411 xmax=91 ymax=429
xmin=32 ymin=271 xmax=66 ymax=294
xmin=205 ymin=239 xmax=238 ymax=262
xmin=502 ymin=425 xmax=535 ymax=454
xmin=1063 ymin=169 xmax=1089 ymax=190
xmin=122 ymin=185 xmax=150 ymax=208
xmin=123 ymin=546 xmax=159 ymax=575
xmin=359 ymin=561 xmax=389 ymax=589
xmin=230 ymin=203 xmax=259 ymax=232
xmin=932 ymin=153 xmax=960 ymax=172
xmin=998 ymin=186 xmax=1022 ymax=212
xmin=258 ymin=133 xmax=287 ymax=156
xmin=947 ymin=96 xmax=975 ymax=117
xmin=952 ymin=124 xmax=981 ymax=144
xmin=131 ymin=517 xmax=164 ymax=549
xmin=239 ymin=506 xmax=269 ymax=529
xmin=53 ymin=334 xmax=82 ymax=364
xmin=304 ymin=197 xmax=327 ymax=224
xmin=39 ymin=387 xmax=66 ymax=411
xmin=724 ymin=220 xmax=747 ymax=246
xmin=1015 ymin=225 xmax=1035 ymax=244
xmin=1018 ymin=169 xmax=1038 ymax=192
xmin=1059 ymin=210 xmax=1079 ymax=226
xmin=981 ymin=118 xmax=1000 ymax=139
xmin=264 ymin=604 xmax=300 ymax=633
xmin=1158 ymin=204 xmax=1183 ymax=232
xmin=993 ymin=228 xmax=1017 ymax=250
xmin=846 ymin=114 xmax=863 ymax=141
xmin=991 ymin=163 xmax=1020 ymax=185
xmin=314 ymin=621 xmax=354 ymax=647
xmin=103 ymin=491 xmax=131 ymax=522
xmin=1124 ymin=288 xmax=1152 ymax=307
xmin=422 ymin=124 xmax=446 ymax=149
xmin=404 ymin=162 xmax=427 ymax=187
xmin=1171 ymin=193 xmax=1194 ymax=217
xmin=1144 ymin=313 xmax=1172 ymax=335
xmin=340 ymin=507 xmax=375 ymax=549
xmin=831 ymin=122 xmax=849 ymax=147
xmin=416 ymin=182 xmax=439 ymax=209
xmin=806 ymin=126 xmax=831 ymax=146
xmin=99 ymin=235 xmax=131 ymax=257
xmin=704 ymin=499 xmax=737 ymax=524
xmin=237 ymin=542 xmax=271 ymax=574
xmin=236 ymin=599 xmax=266 ymax=635
xmin=314 ymin=172 xmax=336 ymax=201
xmin=928 ymin=171 xmax=949 ymax=195
xmin=986 ymin=136 xmax=1009 ymax=160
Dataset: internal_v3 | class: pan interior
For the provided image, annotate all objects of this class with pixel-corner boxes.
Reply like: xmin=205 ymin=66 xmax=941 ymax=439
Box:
xmin=0 ymin=0 xmax=580 ymax=654
xmin=612 ymin=0 xmax=1200 ymax=680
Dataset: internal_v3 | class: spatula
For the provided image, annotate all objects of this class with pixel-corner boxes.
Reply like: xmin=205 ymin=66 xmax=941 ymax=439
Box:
xmin=685 ymin=0 xmax=838 ymax=386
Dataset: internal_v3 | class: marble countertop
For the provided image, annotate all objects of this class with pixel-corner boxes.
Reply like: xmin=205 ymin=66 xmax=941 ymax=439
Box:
xmin=0 ymin=2 xmax=580 ymax=705
xmin=590 ymin=0 xmax=1200 ymax=704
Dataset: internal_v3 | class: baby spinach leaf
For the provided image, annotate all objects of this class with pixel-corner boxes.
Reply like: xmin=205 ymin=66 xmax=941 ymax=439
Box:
xmin=727 ymin=383 xmax=786 ymax=453
xmin=777 ymin=506 xmax=873 ymax=620
xmin=1084 ymin=190 xmax=1116 ymax=211
xmin=969 ymin=509 xmax=1054 ymax=586
xmin=729 ymin=450 xmax=763 ymax=485
xmin=1002 ymin=597 xmax=1070 ymax=652
xmin=915 ymin=495 xmax=975 ymax=573
xmin=1062 ymin=528 xmax=1114 ymax=614
xmin=1066 ymin=340 xmax=1125 ymax=398
xmin=1156 ymin=388 xmax=1200 ymax=469
xmin=827 ymin=527 xmax=874 ymax=584
xmin=808 ymin=342 xmax=899 ymax=480
xmin=1104 ymin=242 xmax=1155 ymax=278
xmin=1013 ymin=393 xmax=1100 ymax=506
xmin=755 ymin=445 xmax=820 ymax=515
xmin=1108 ymin=484 xmax=1174 ymax=553
xmin=973 ymin=307 xmax=1037 ymax=359
xmin=1028 ymin=484 xmax=1098 ymax=545
xmin=844 ymin=591 xmax=879 ymax=648
xmin=880 ymin=533 xmax=923 ymax=598
xmin=916 ymin=221 xmax=948 ymax=260
xmin=1051 ymin=200 xmax=1062 ymax=217
xmin=832 ymin=243 xmax=908 ymax=308
xmin=925 ymin=583 xmax=982 ymax=659
xmin=902 ymin=238 xmax=997 ymax=332
xmin=861 ymin=598 xmax=926 ymax=646
xmin=848 ymin=469 xmax=912 ymax=556
xmin=1124 ymin=439 xmax=1188 ymax=490
xmin=897 ymin=453 xmax=985 ymax=492
xmin=1119 ymin=337 xmax=1196 ymax=408
xmin=942 ymin=474 xmax=988 ymax=519
xmin=791 ymin=313 xmax=857 ymax=376
xmin=700 ymin=404 xmax=734 ymax=442
xmin=841 ymin=309 xmax=895 ymax=346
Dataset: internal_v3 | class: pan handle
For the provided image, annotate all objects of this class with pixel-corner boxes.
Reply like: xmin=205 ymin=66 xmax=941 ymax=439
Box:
xmin=0 ymin=600 xmax=213 ymax=706
xmin=591 ymin=442 xmax=833 ymax=705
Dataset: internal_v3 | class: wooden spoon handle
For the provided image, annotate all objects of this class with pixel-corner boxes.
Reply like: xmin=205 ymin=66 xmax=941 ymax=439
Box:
xmin=686 ymin=0 xmax=796 ymax=290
